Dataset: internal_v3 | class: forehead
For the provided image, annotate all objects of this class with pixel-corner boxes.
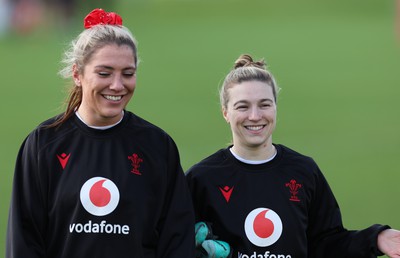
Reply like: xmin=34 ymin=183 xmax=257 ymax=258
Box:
xmin=87 ymin=44 xmax=136 ymax=66
xmin=228 ymin=80 xmax=274 ymax=102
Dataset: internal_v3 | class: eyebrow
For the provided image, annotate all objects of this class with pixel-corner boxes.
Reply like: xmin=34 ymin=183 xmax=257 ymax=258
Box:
xmin=94 ymin=65 xmax=136 ymax=70
xmin=233 ymin=98 xmax=273 ymax=106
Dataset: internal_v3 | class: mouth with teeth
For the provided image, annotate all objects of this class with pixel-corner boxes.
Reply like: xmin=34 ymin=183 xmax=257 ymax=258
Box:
xmin=245 ymin=125 xmax=265 ymax=131
xmin=103 ymin=95 xmax=123 ymax=101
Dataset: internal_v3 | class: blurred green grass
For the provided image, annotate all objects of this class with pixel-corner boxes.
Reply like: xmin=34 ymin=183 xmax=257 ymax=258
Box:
xmin=1 ymin=0 xmax=399 ymax=256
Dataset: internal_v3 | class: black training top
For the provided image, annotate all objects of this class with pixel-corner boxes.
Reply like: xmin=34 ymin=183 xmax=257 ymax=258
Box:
xmin=7 ymin=111 xmax=195 ymax=258
xmin=186 ymin=144 xmax=389 ymax=258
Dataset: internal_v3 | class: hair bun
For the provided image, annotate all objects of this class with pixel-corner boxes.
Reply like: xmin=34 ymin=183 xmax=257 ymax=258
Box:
xmin=234 ymin=54 xmax=266 ymax=70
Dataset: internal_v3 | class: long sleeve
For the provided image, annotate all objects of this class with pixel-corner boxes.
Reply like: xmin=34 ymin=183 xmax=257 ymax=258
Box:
xmin=6 ymin=133 xmax=47 ymax=258
xmin=155 ymin=137 xmax=195 ymax=258
xmin=308 ymin=167 xmax=390 ymax=258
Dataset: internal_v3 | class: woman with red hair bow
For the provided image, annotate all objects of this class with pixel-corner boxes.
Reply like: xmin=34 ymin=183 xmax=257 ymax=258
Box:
xmin=6 ymin=9 xmax=195 ymax=258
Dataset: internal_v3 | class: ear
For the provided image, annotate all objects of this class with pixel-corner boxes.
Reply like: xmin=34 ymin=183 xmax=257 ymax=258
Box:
xmin=72 ymin=64 xmax=81 ymax=87
xmin=222 ymin=106 xmax=229 ymax=123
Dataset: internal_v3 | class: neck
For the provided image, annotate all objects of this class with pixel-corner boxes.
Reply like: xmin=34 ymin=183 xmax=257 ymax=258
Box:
xmin=76 ymin=109 xmax=124 ymax=127
xmin=231 ymin=143 xmax=276 ymax=161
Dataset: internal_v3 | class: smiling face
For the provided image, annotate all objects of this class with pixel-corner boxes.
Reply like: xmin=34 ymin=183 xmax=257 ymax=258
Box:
xmin=223 ymin=80 xmax=277 ymax=158
xmin=73 ymin=43 xmax=137 ymax=126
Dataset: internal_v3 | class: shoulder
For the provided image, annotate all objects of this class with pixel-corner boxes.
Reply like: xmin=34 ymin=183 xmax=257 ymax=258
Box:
xmin=276 ymin=144 xmax=317 ymax=165
xmin=186 ymin=148 xmax=230 ymax=176
xmin=16 ymin=114 xmax=76 ymax=156
xmin=275 ymin=144 xmax=326 ymax=183
xmin=124 ymin=111 xmax=179 ymax=152
xmin=125 ymin=111 xmax=172 ymax=139
xmin=27 ymin=114 xmax=74 ymax=144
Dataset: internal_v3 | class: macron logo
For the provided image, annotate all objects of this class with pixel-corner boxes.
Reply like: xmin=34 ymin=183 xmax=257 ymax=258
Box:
xmin=57 ymin=153 xmax=71 ymax=169
xmin=219 ymin=186 xmax=234 ymax=203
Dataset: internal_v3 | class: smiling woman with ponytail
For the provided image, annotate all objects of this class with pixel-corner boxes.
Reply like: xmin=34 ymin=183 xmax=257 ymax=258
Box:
xmin=186 ymin=53 xmax=400 ymax=258
xmin=6 ymin=8 xmax=195 ymax=258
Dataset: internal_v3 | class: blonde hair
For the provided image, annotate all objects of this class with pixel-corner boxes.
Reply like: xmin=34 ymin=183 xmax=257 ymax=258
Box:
xmin=219 ymin=54 xmax=279 ymax=109
xmin=50 ymin=25 xmax=138 ymax=128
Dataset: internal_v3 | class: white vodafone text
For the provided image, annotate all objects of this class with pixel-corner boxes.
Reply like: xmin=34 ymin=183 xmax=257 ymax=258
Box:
xmin=69 ymin=220 xmax=130 ymax=235
xmin=238 ymin=251 xmax=291 ymax=258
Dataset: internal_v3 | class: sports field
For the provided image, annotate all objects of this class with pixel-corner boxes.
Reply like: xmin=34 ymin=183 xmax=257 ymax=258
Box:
xmin=1 ymin=0 xmax=399 ymax=256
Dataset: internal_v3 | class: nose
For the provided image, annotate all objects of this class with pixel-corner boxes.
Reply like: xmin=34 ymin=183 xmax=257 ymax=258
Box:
xmin=110 ymin=75 xmax=124 ymax=91
xmin=249 ymin=107 xmax=262 ymax=121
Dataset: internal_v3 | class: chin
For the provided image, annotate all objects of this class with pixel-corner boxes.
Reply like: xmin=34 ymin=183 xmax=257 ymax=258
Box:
xmin=101 ymin=110 xmax=123 ymax=119
xmin=103 ymin=107 xmax=123 ymax=114
xmin=247 ymin=140 xmax=268 ymax=148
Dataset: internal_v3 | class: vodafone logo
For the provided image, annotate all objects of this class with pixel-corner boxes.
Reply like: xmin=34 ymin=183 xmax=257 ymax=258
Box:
xmin=80 ymin=177 xmax=120 ymax=216
xmin=244 ymin=207 xmax=283 ymax=247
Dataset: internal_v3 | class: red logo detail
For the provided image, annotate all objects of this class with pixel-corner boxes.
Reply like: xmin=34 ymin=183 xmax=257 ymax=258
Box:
xmin=128 ymin=153 xmax=143 ymax=175
xmin=57 ymin=153 xmax=70 ymax=169
xmin=285 ymin=179 xmax=302 ymax=202
xmin=254 ymin=210 xmax=274 ymax=238
xmin=90 ymin=179 xmax=111 ymax=207
xmin=219 ymin=186 xmax=234 ymax=202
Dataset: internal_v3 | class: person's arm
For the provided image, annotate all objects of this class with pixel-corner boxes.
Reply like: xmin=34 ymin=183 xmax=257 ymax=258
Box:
xmin=155 ymin=137 xmax=195 ymax=258
xmin=308 ymin=166 xmax=390 ymax=258
xmin=6 ymin=132 xmax=47 ymax=258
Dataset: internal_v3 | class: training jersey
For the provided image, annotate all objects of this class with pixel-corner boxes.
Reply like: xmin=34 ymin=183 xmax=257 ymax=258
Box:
xmin=7 ymin=111 xmax=195 ymax=258
xmin=186 ymin=144 xmax=389 ymax=258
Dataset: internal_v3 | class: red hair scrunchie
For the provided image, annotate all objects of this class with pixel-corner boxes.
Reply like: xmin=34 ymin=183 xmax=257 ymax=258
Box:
xmin=84 ymin=8 xmax=123 ymax=29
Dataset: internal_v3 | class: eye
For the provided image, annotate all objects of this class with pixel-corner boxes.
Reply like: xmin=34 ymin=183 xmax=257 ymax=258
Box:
xmin=98 ymin=72 xmax=110 ymax=77
xmin=260 ymin=101 xmax=274 ymax=109
xmin=122 ymin=68 xmax=136 ymax=77
xmin=236 ymin=105 xmax=248 ymax=110
xmin=123 ymin=72 xmax=135 ymax=77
